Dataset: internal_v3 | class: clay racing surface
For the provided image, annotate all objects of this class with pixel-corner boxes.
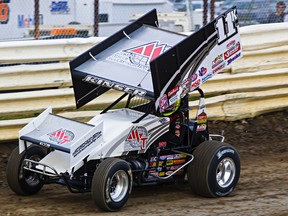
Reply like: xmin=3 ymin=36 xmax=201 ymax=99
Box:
xmin=0 ymin=110 xmax=287 ymax=216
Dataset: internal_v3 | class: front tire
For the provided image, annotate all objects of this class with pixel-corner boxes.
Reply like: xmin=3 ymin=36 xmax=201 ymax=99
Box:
xmin=6 ymin=145 xmax=46 ymax=195
xmin=187 ymin=140 xmax=240 ymax=197
xmin=92 ymin=158 xmax=132 ymax=212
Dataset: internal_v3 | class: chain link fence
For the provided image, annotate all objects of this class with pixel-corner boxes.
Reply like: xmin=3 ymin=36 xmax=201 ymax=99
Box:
xmin=0 ymin=0 xmax=287 ymax=41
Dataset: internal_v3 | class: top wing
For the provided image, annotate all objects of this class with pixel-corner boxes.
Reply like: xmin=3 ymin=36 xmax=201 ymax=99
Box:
xmin=70 ymin=7 xmax=242 ymax=111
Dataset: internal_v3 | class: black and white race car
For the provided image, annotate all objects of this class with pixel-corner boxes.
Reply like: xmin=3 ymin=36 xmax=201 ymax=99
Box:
xmin=6 ymin=8 xmax=241 ymax=212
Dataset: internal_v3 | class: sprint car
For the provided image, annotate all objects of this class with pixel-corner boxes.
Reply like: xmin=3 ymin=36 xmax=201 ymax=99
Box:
xmin=7 ymin=8 xmax=241 ymax=212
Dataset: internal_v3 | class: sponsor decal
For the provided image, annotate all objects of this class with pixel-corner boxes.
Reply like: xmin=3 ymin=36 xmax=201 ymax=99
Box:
xmin=202 ymin=74 xmax=212 ymax=83
xmin=150 ymin=156 xmax=157 ymax=162
xmin=159 ymin=94 xmax=168 ymax=113
xmin=180 ymin=78 xmax=190 ymax=97
xmin=151 ymin=161 xmax=164 ymax=167
xmin=0 ymin=0 xmax=10 ymax=24
xmin=166 ymin=171 xmax=173 ymax=175
xmin=197 ymin=124 xmax=207 ymax=131
xmin=166 ymin=160 xmax=173 ymax=166
xmin=213 ymin=62 xmax=225 ymax=74
xmin=107 ymin=41 xmax=171 ymax=72
xmin=198 ymin=67 xmax=208 ymax=76
xmin=50 ymin=1 xmax=70 ymax=14
xmin=158 ymin=141 xmax=167 ymax=148
xmin=181 ymin=78 xmax=190 ymax=87
xmin=72 ymin=132 xmax=102 ymax=157
xmin=224 ymin=42 xmax=241 ymax=60
xmin=216 ymin=188 xmax=233 ymax=196
xmin=82 ymin=75 xmax=146 ymax=97
xmin=180 ymin=154 xmax=187 ymax=158
xmin=175 ymin=124 xmax=181 ymax=129
xmin=39 ymin=142 xmax=51 ymax=148
xmin=191 ymin=79 xmax=201 ymax=89
xmin=159 ymin=172 xmax=165 ymax=177
xmin=212 ymin=54 xmax=224 ymax=69
xmin=160 ymin=155 xmax=167 ymax=160
xmin=18 ymin=14 xmax=44 ymax=28
xmin=191 ymin=73 xmax=198 ymax=82
xmin=125 ymin=126 xmax=148 ymax=150
xmin=173 ymin=159 xmax=186 ymax=165
xmin=173 ymin=154 xmax=187 ymax=159
xmin=217 ymin=148 xmax=235 ymax=159
xmin=167 ymin=155 xmax=174 ymax=160
xmin=197 ymin=111 xmax=207 ymax=124
xmin=173 ymin=154 xmax=181 ymax=159
xmin=168 ymin=94 xmax=178 ymax=106
xmin=126 ymin=41 xmax=170 ymax=62
xmin=226 ymin=40 xmax=236 ymax=49
xmin=227 ymin=52 xmax=241 ymax=65
xmin=149 ymin=170 xmax=157 ymax=175
xmin=170 ymin=165 xmax=181 ymax=171
xmin=168 ymin=85 xmax=179 ymax=98
xmin=215 ymin=9 xmax=238 ymax=44
xmin=175 ymin=130 xmax=180 ymax=137
xmin=48 ymin=129 xmax=74 ymax=145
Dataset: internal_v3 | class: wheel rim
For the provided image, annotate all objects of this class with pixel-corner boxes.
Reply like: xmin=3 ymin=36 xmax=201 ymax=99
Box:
xmin=109 ymin=170 xmax=129 ymax=202
xmin=216 ymin=157 xmax=236 ymax=188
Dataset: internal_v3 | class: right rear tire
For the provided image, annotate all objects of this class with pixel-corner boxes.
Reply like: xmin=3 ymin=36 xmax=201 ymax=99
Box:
xmin=187 ymin=140 xmax=240 ymax=197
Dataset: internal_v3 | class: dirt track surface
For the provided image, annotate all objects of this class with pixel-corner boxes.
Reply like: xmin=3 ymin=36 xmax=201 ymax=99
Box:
xmin=0 ymin=110 xmax=287 ymax=216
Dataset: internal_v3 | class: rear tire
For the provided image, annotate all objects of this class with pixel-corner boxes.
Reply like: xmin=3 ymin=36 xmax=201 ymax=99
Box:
xmin=6 ymin=145 xmax=46 ymax=195
xmin=187 ymin=140 xmax=240 ymax=197
xmin=92 ymin=158 xmax=132 ymax=212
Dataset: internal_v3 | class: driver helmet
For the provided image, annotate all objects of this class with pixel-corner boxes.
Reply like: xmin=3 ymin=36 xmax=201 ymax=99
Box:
xmin=163 ymin=99 xmax=181 ymax=117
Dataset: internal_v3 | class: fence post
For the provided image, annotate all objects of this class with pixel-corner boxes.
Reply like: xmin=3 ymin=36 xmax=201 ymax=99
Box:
xmin=210 ymin=0 xmax=215 ymax=21
xmin=203 ymin=0 xmax=208 ymax=25
xmin=34 ymin=0 xmax=40 ymax=40
xmin=94 ymin=0 xmax=99 ymax=37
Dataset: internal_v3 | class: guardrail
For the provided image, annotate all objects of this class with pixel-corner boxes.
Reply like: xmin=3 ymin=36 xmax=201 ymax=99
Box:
xmin=0 ymin=23 xmax=287 ymax=142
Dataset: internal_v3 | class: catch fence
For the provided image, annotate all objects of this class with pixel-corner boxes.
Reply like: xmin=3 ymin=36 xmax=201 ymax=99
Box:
xmin=1 ymin=0 xmax=287 ymax=41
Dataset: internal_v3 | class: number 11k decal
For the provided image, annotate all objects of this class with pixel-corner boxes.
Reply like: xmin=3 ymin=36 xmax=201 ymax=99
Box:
xmin=215 ymin=8 xmax=238 ymax=45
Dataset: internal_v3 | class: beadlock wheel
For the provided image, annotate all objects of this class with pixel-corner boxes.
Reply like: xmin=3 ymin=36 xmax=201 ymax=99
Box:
xmin=92 ymin=158 xmax=132 ymax=212
xmin=109 ymin=170 xmax=130 ymax=202
xmin=216 ymin=157 xmax=236 ymax=188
